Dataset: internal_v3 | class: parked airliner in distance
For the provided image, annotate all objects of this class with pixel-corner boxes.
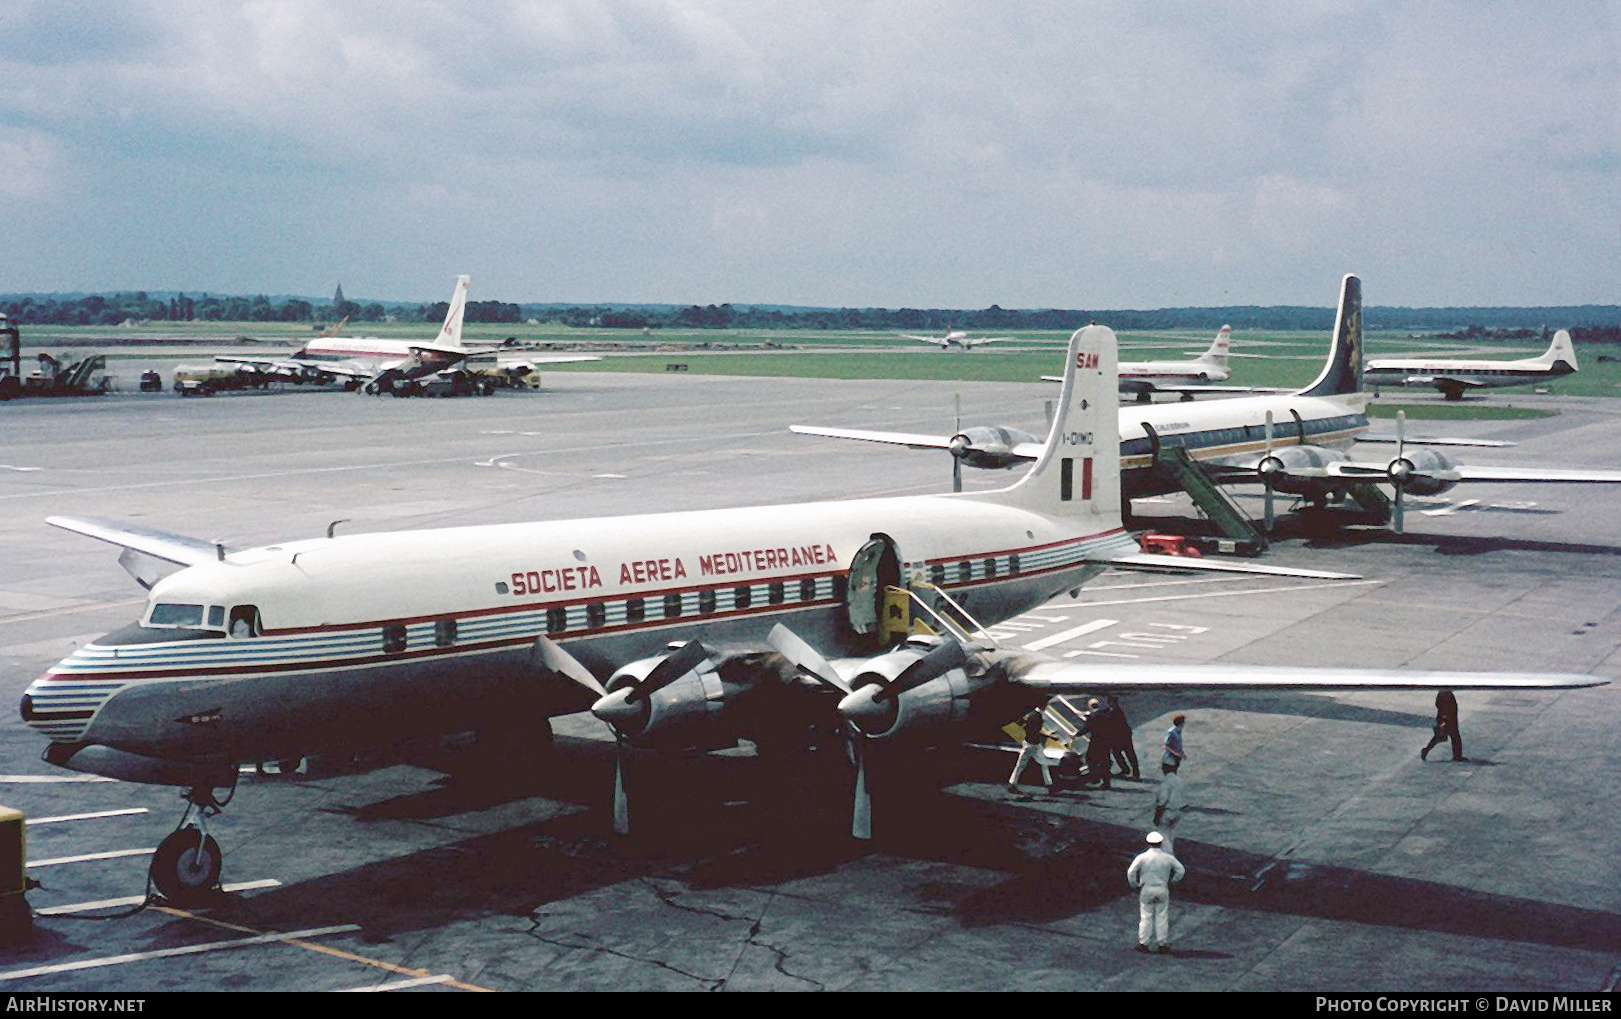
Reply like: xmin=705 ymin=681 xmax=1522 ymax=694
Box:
xmin=220 ymin=275 xmax=598 ymax=393
xmin=22 ymin=322 xmax=1603 ymax=905
xmin=1364 ymin=329 xmax=1578 ymax=400
xmin=795 ymin=277 xmax=1621 ymax=532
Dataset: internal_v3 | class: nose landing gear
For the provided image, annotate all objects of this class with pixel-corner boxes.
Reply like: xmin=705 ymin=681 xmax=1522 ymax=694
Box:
xmin=151 ymin=777 xmax=234 ymax=905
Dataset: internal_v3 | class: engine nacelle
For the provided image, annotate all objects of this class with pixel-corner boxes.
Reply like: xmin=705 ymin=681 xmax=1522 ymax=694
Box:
xmin=596 ymin=652 xmax=740 ymax=750
xmin=951 ymin=426 xmax=1040 ymax=470
xmin=1256 ymin=444 xmax=1343 ymax=496
xmin=1390 ymin=448 xmax=1460 ymax=496
xmin=838 ymin=639 xmax=995 ymax=740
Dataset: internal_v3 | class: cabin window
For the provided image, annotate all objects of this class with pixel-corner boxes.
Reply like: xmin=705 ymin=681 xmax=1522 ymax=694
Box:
xmin=799 ymin=578 xmax=816 ymax=603
xmin=382 ymin=623 xmax=407 ymax=654
xmin=831 ymin=575 xmax=847 ymax=602
xmin=149 ymin=603 xmax=205 ymax=628
xmin=957 ymin=560 xmax=972 ymax=583
xmin=546 ymin=606 xmax=567 ymax=634
xmin=768 ymin=581 xmax=785 ymax=605
xmin=585 ymin=602 xmax=606 ymax=629
xmin=208 ymin=606 xmax=226 ymax=629
xmin=626 ymin=597 xmax=645 ymax=622
xmin=698 ymin=588 xmax=717 ymax=615
xmin=434 ymin=618 xmax=457 ymax=646
xmin=229 ymin=605 xmax=260 ymax=638
xmin=984 ymin=558 xmax=998 ymax=580
xmin=664 ymin=592 xmax=683 ymax=619
xmin=734 ymin=585 xmax=752 ymax=610
xmin=930 ymin=563 xmax=946 ymax=587
xmin=1008 ymin=554 xmax=1020 ymax=576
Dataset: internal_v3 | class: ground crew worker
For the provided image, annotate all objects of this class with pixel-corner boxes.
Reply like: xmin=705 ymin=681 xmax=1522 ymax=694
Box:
xmin=1154 ymin=765 xmax=1187 ymax=854
xmin=1420 ymin=689 xmax=1465 ymax=761
xmin=1007 ymin=707 xmax=1050 ymax=793
xmin=1126 ymin=830 xmax=1185 ymax=954
xmin=1162 ymin=714 xmax=1187 ymax=772
xmin=1104 ymin=694 xmax=1140 ymax=779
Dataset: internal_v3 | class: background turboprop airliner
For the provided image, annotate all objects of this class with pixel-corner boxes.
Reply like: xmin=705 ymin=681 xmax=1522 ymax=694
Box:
xmin=22 ymin=323 xmax=1602 ymax=904
xmin=795 ymin=276 xmax=1621 ymax=531
xmin=1364 ymin=328 xmax=1577 ymax=400
xmin=220 ymin=274 xmax=599 ymax=393
xmin=902 ymin=329 xmax=1015 ymax=350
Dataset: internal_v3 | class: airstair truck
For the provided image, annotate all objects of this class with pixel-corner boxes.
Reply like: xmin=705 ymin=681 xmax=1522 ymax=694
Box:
xmin=0 ymin=314 xmax=20 ymax=400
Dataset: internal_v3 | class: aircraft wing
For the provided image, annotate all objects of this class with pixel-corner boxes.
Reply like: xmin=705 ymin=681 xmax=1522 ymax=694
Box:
xmin=1105 ymin=552 xmax=1359 ymax=580
xmin=1318 ymin=460 xmax=1621 ymax=485
xmin=1043 ymin=375 xmax=1291 ymax=396
xmin=214 ymin=354 xmax=367 ymax=382
xmin=48 ymin=515 xmax=226 ymax=566
xmin=790 ymin=425 xmax=957 ymax=451
xmin=1005 ymin=658 xmax=1607 ymax=694
xmin=519 ymin=354 xmax=602 ymax=365
xmin=1357 ymin=434 xmax=1513 ymax=448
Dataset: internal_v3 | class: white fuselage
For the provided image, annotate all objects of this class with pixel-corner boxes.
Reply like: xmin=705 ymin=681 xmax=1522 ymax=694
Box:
xmin=23 ymin=495 xmax=1134 ymax=763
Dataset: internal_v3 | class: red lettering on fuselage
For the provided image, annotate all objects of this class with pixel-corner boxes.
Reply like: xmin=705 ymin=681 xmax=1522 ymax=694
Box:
xmin=509 ymin=565 xmax=603 ymax=596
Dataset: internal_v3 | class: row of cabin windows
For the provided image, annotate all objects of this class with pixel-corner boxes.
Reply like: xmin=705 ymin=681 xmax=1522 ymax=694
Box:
xmin=928 ymin=555 xmax=1019 ymax=587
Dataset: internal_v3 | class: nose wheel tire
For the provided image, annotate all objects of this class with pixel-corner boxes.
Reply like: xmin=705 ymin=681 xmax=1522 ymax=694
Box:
xmin=151 ymin=825 xmax=222 ymax=905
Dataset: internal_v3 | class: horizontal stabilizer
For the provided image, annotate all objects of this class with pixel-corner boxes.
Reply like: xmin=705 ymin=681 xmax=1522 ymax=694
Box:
xmin=1357 ymin=433 xmax=1513 ymax=448
xmin=790 ymin=424 xmax=956 ymax=450
xmin=47 ymin=515 xmax=226 ymax=567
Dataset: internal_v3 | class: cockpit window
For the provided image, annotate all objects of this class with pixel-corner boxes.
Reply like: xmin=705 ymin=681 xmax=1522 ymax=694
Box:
xmin=149 ymin=603 xmax=206 ymax=628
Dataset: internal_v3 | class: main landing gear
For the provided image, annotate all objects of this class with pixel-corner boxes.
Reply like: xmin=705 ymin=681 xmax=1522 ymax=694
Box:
xmin=151 ymin=778 xmax=234 ymax=905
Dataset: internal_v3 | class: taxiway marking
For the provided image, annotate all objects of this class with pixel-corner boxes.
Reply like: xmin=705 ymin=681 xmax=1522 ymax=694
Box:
xmin=36 ymin=880 xmax=283 ymax=916
xmin=0 ymin=925 xmax=362 ymax=982
xmin=29 ymin=848 xmax=155 ymax=868
xmin=0 ymin=774 xmax=116 ymax=784
xmin=29 ymin=808 xmax=149 ymax=825
xmin=1021 ymin=618 xmax=1120 ymax=652
xmin=1074 ymin=578 xmax=1380 ymax=609
xmin=339 ymin=974 xmax=458 ymax=992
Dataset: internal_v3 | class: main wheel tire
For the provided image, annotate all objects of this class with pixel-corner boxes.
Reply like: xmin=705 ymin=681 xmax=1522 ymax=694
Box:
xmin=151 ymin=826 xmax=222 ymax=904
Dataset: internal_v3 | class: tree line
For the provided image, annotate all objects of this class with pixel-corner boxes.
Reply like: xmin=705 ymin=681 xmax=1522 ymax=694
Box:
xmin=4 ymin=291 xmax=1619 ymax=334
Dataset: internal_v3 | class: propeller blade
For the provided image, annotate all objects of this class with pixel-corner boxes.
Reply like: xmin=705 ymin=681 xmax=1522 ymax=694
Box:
xmin=953 ymin=394 xmax=963 ymax=492
xmin=627 ymin=639 xmax=709 ymax=703
xmin=851 ymin=743 xmax=872 ymax=840
xmin=532 ymin=635 xmax=605 ymax=698
xmin=1263 ymin=410 xmax=1275 ymax=533
xmin=611 ymin=742 xmax=630 ymax=836
xmin=767 ymin=623 xmax=850 ymax=694
xmin=885 ymin=639 xmax=968 ymax=700
xmin=953 ymin=455 xmax=962 ymax=493
xmin=1393 ymin=410 xmax=1406 ymax=534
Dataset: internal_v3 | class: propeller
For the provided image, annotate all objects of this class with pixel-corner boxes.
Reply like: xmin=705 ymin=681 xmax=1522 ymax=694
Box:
xmin=837 ymin=638 xmax=968 ymax=735
xmin=1390 ymin=410 xmax=1409 ymax=534
xmin=589 ymin=638 xmax=711 ymax=836
xmin=952 ymin=393 xmax=963 ymax=493
xmin=1261 ymin=410 xmax=1277 ymax=533
xmin=767 ymin=624 xmax=871 ymax=837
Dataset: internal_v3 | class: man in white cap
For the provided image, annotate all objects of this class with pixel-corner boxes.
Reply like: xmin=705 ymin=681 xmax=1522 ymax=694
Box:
xmin=1126 ymin=830 xmax=1185 ymax=954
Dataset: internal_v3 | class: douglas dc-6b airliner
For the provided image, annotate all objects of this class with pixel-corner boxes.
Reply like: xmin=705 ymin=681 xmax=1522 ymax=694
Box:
xmin=22 ymin=320 xmax=1603 ymax=903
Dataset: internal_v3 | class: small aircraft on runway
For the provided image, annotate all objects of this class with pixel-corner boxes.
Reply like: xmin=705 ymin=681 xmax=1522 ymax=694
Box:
xmin=219 ymin=275 xmax=598 ymax=393
xmin=903 ymin=329 xmax=1016 ymax=350
xmin=1364 ymin=328 xmax=1578 ymax=400
xmin=21 ymin=323 xmax=1604 ymax=904
xmin=796 ymin=276 xmax=1621 ymax=530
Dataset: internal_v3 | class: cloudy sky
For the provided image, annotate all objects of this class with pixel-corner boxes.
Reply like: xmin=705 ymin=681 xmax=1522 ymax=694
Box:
xmin=2 ymin=1 xmax=1617 ymax=309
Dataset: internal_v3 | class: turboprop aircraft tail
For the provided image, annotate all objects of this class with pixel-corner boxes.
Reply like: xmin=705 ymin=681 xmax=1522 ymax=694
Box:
xmin=1295 ymin=274 xmax=1362 ymax=398
xmin=434 ymin=274 xmax=472 ymax=349
xmin=965 ymin=324 xmax=1121 ymax=525
xmin=1538 ymin=328 xmax=1577 ymax=373
xmin=1197 ymin=325 xmax=1232 ymax=368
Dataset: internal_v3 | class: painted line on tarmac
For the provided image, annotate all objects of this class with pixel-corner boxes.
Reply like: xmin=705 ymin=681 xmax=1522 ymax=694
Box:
xmin=29 ymin=848 xmax=154 ymax=868
xmin=156 ymin=908 xmax=496 ymax=993
xmin=36 ymin=880 xmax=283 ymax=916
xmin=29 ymin=807 xmax=149 ymax=825
xmin=1021 ymin=618 xmax=1120 ymax=653
xmin=339 ymin=974 xmax=457 ymax=992
xmin=1088 ymin=575 xmax=1247 ymax=592
xmin=1073 ymin=578 xmax=1380 ymax=609
xmin=0 ymin=924 xmax=362 ymax=982
xmin=0 ymin=774 xmax=116 ymax=784
xmin=0 ymin=597 xmax=147 ymax=626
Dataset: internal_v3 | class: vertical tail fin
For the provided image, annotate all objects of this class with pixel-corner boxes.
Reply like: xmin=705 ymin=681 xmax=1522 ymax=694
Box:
xmin=1296 ymin=274 xmax=1362 ymax=397
xmin=966 ymin=325 xmax=1121 ymax=527
xmin=435 ymin=274 xmax=472 ymax=349
xmin=1540 ymin=328 xmax=1577 ymax=372
xmin=1198 ymin=324 xmax=1232 ymax=368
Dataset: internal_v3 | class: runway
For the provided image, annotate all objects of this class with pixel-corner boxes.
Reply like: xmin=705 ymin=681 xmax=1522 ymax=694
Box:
xmin=1 ymin=374 xmax=1618 ymax=991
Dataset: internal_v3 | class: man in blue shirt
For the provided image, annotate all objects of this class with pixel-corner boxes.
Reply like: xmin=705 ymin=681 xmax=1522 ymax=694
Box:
xmin=1162 ymin=714 xmax=1186 ymax=772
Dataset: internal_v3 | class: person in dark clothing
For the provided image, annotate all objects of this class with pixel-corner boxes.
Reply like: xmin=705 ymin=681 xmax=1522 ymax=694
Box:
xmin=1102 ymin=694 xmax=1140 ymax=778
xmin=1421 ymin=689 xmax=1464 ymax=761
